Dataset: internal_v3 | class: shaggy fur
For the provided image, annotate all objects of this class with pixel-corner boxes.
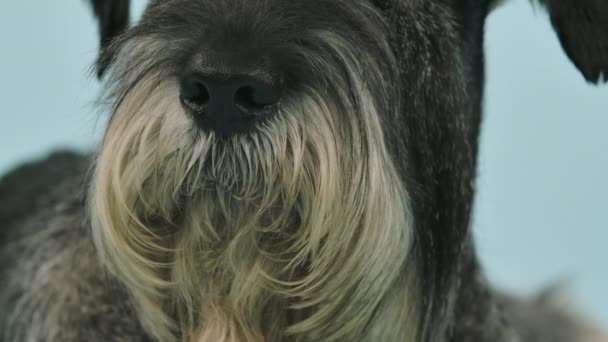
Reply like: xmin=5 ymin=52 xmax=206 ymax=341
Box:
xmin=91 ymin=30 xmax=415 ymax=341
xmin=1 ymin=0 xmax=607 ymax=341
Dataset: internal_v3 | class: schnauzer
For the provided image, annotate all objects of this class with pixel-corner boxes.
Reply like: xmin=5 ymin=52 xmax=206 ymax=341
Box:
xmin=1 ymin=0 xmax=607 ymax=341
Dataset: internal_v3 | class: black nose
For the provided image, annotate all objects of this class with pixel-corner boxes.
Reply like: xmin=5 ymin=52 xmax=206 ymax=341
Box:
xmin=179 ymin=50 xmax=283 ymax=136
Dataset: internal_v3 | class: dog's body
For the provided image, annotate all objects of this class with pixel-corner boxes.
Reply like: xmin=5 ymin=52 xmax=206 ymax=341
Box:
xmin=1 ymin=0 xmax=606 ymax=341
xmin=0 ymin=152 xmax=604 ymax=342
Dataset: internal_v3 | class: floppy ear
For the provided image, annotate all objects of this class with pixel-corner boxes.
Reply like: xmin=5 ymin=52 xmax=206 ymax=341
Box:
xmin=538 ymin=0 xmax=608 ymax=83
xmin=89 ymin=0 xmax=130 ymax=76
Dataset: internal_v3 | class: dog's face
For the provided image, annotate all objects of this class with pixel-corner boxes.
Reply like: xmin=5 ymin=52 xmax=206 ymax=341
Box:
xmin=87 ymin=0 xmax=607 ymax=341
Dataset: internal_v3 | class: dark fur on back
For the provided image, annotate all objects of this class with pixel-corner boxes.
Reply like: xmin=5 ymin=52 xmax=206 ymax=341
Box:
xmin=0 ymin=153 xmax=148 ymax=341
xmin=1 ymin=0 xmax=607 ymax=341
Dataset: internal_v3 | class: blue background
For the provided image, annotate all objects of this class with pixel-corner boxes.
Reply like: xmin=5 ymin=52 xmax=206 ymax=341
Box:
xmin=1 ymin=0 xmax=606 ymax=325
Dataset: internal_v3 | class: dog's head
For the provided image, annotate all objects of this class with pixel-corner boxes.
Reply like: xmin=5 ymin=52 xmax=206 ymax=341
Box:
xmin=87 ymin=1 xmax=607 ymax=341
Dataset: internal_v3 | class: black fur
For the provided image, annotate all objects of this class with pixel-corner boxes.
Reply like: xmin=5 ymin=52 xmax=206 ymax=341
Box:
xmin=89 ymin=0 xmax=130 ymax=77
xmin=536 ymin=0 xmax=608 ymax=83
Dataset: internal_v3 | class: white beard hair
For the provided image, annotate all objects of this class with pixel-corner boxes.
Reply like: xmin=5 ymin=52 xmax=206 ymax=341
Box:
xmin=89 ymin=34 xmax=418 ymax=342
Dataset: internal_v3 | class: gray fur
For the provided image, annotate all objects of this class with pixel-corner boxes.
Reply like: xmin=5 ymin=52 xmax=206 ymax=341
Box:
xmin=0 ymin=153 xmax=149 ymax=341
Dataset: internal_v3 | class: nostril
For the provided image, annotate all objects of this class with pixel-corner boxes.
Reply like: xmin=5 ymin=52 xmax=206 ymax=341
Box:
xmin=235 ymin=86 xmax=264 ymax=111
xmin=234 ymin=84 xmax=280 ymax=114
xmin=180 ymin=76 xmax=210 ymax=111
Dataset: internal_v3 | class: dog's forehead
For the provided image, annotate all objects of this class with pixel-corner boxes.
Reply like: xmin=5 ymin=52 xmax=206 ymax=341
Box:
xmin=99 ymin=0 xmax=466 ymax=96
xmin=133 ymin=0 xmax=395 ymax=54
xmin=139 ymin=0 xmax=449 ymax=24
xmin=132 ymin=0 xmax=460 ymax=54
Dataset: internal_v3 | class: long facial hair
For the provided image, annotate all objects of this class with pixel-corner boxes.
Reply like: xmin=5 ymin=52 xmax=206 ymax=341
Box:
xmin=90 ymin=27 xmax=417 ymax=342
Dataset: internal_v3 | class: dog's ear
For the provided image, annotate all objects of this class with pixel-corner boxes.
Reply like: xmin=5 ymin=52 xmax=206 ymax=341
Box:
xmin=88 ymin=0 xmax=130 ymax=77
xmin=537 ymin=0 xmax=608 ymax=83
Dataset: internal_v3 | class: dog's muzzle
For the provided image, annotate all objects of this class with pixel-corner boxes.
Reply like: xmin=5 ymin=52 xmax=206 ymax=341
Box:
xmin=179 ymin=46 xmax=284 ymax=137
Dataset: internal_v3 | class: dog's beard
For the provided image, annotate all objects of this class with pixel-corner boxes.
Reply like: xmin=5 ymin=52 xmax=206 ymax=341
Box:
xmin=90 ymin=35 xmax=417 ymax=342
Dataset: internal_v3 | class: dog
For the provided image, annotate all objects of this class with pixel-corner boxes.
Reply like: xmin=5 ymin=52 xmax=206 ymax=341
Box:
xmin=1 ymin=0 xmax=606 ymax=341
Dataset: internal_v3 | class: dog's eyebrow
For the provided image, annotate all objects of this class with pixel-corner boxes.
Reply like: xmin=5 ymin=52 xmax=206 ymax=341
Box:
xmin=539 ymin=0 xmax=608 ymax=83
